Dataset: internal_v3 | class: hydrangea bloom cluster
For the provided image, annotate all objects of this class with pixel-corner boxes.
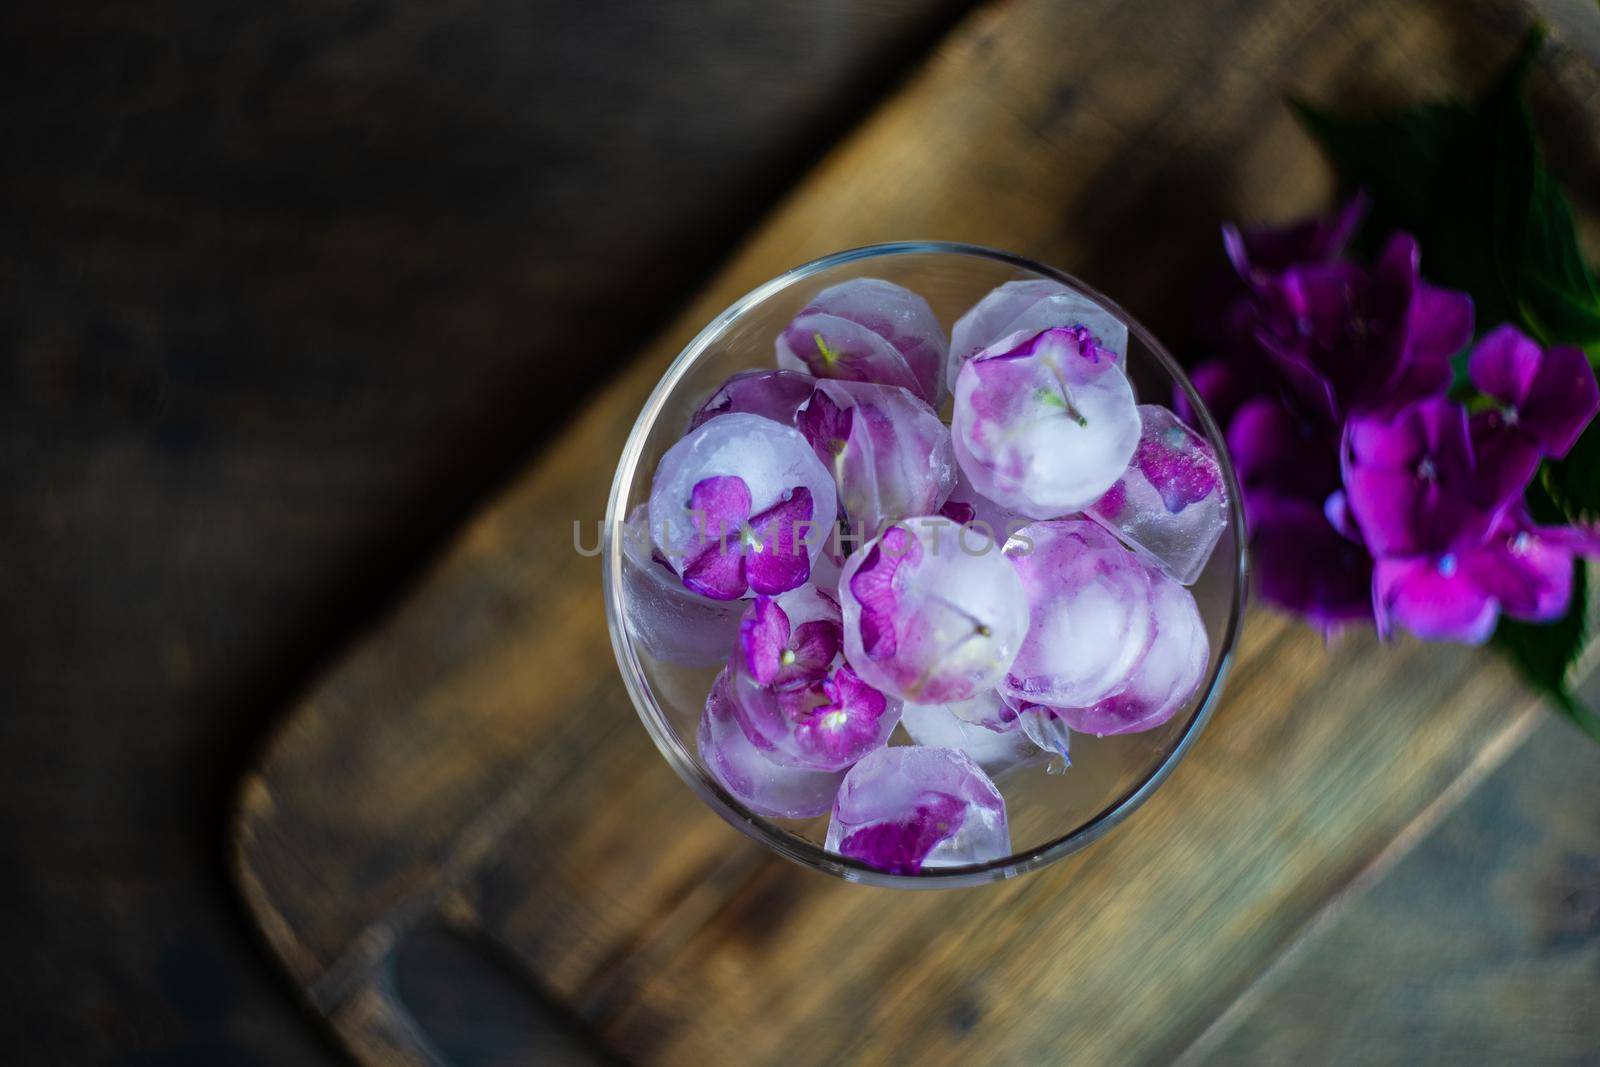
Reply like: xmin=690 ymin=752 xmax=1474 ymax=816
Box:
xmin=1188 ymin=199 xmax=1600 ymax=641
xmin=633 ymin=276 xmax=1225 ymax=873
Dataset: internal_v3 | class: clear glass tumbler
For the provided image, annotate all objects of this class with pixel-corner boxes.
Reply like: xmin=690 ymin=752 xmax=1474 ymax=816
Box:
xmin=604 ymin=242 xmax=1246 ymax=887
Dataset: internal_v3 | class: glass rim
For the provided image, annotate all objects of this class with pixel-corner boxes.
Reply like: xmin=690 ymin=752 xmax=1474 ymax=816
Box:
xmin=603 ymin=240 xmax=1249 ymax=888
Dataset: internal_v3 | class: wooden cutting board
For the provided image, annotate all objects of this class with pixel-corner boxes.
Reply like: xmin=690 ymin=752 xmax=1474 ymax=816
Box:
xmin=230 ymin=1 xmax=1600 ymax=1063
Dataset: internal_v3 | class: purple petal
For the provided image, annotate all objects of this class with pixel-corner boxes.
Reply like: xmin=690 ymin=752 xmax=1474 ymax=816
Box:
xmin=681 ymin=541 xmax=747 ymax=600
xmin=744 ymin=487 xmax=815 ymax=596
xmin=1174 ymin=359 xmax=1252 ymax=430
xmin=1462 ymin=532 xmax=1573 ymax=624
xmin=1249 ymin=494 xmax=1375 ymax=633
xmin=1383 ymin=283 xmax=1469 ymax=409
xmin=1324 ymin=488 xmax=1362 ymax=543
xmin=1228 ymin=396 xmax=1340 ymax=505
xmin=689 ymin=475 xmax=753 ymax=544
xmin=1521 ymin=344 xmax=1599 ymax=458
xmin=797 ymin=386 xmax=855 ymax=464
xmin=837 ymin=791 xmax=968 ymax=875
xmin=1135 ymin=422 xmax=1220 ymax=514
xmin=1467 ymin=324 xmax=1542 ymax=408
xmin=1468 ymin=411 xmax=1541 ymax=512
xmin=1372 ymin=555 xmax=1499 ymax=644
xmin=1407 ymin=284 xmax=1475 ymax=365
xmin=846 ymin=526 xmax=920 ymax=660
xmin=739 ymin=597 xmax=792 ymax=687
xmin=689 ymin=369 xmax=817 ymax=431
xmin=939 ymin=498 xmax=978 ymax=525
xmin=787 ymin=619 xmax=843 ymax=679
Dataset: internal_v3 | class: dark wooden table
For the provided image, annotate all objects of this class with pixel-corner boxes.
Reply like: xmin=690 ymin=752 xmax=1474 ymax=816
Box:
xmin=0 ymin=1 xmax=973 ymax=1061
xmin=231 ymin=1 xmax=1600 ymax=1064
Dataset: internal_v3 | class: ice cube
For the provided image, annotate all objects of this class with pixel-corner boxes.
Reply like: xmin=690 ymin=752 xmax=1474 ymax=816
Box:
xmin=796 ymin=378 xmax=956 ymax=538
xmin=936 ymin=467 xmax=1028 ymax=550
xmin=776 ymin=278 xmax=948 ymax=406
xmin=1002 ymin=519 xmax=1155 ymax=708
xmin=900 ymin=695 xmax=1042 ymax=776
xmin=949 ymin=280 xmax=1129 ymax=389
xmin=952 ymin=326 xmax=1140 ymax=519
xmin=1088 ymin=405 xmax=1228 ymax=585
xmin=840 ymin=517 xmax=1030 ymax=704
xmin=999 ymin=696 xmax=1074 ymax=763
xmin=647 ymin=412 xmax=837 ymax=598
xmin=809 ymin=535 xmax=845 ymax=599
xmin=1053 ymin=564 xmax=1208 ymax=735
xmin=619 ymin=504 xmax=744 ymax=666
xmin=728 ymin=586 xmax=901 ymax=771
xmin=688 ymin=369 xmax=817 ymax=432
xmin=825 ymin=746 xmax=1010 ymax=873
xmin=698 ymin=669 xmax=846 ymax=819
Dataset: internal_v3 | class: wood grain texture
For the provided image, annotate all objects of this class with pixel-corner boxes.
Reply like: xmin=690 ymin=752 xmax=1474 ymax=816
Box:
xmin=1186 ymin=717 xmax=1600 ymax=1065
xmin=230 ymin=0 xmax=1600 ymax=1063
xmin=0 ymin=0 xmax=972 ymax=1058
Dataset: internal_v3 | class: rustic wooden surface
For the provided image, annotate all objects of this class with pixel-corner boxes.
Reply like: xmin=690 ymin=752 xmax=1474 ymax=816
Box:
xmin=0 ymin=0 xmax=973 ymax=1060
xmin=231 ymin=0 xmax=1600 ymax=1063
xmin=1185 ymin=715 xmax=1600 ymax=1065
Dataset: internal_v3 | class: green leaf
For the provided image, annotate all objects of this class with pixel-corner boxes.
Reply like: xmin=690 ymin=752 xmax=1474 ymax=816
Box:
xmin=1538 ymin=419 xmax=1600 ymax=523
xmin=1492 ymin=562 xmax=1600 ymax=741
xmin=1520 ymin=164 xmax=1600 ymax=345
xmin=1294 ymin=27 xmax=1600 ymax=356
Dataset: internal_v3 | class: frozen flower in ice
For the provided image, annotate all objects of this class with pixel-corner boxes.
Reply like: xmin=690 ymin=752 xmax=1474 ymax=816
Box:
xmin=825 ymin=746 xmax=1009 ymax=873
xmin=840 ymin=518 xmax=1029 ymax=704
xmin=680 ymin=476 xmax=816 ymax=600
xmin=738 ymin=593 xmax=841 ymax=688
xmin=689 ymin=369 xmax=818 ymax=432
xmin=952 ymin=325 xmax=1140 ymax=518
xmin=795 ymin=379 xmax=956 ymax=537
xmin=776 ymin=278 xmax=948 ymax=406
xmin=730 ymin=586 xmax=899 ymax=772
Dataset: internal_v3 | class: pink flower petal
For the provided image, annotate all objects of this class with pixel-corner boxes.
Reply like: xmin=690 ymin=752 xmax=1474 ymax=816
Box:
xmin=1372 ymin=555 xmax=1499 ymax=644
xmin=745 ymin=487 xmax=815 ymax=595
xmin=681 ymin=541 xmax=747 ymax=601
xmin=738 ymin=597 xmax=792 ymax=687
xmin=689 ymin=475 xmax=753 ymax=544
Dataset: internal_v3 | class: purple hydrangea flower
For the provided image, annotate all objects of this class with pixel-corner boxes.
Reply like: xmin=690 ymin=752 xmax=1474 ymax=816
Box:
xmin=1467 ymin=325 xmax=1599 ymax=499
xmin=1341 ymin=397 xmax=1495 ymax=558
xmin=738 ymin=594 xmax=841 ymax=688
xmin=1372 ymin=510 xmax=1599 ymax=643
xmin=1189 ymin=199 xmax=1600 ymax=644
xmin=681 ymin=476 xmax=815 ymax=600
xmin=792 ymin=664 xmax=893 ymax=766
xmin=1247 ymin=234 xmax=1473 ymax=422
xmin=1248 ymin=494 xmax=1376 ymax=633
